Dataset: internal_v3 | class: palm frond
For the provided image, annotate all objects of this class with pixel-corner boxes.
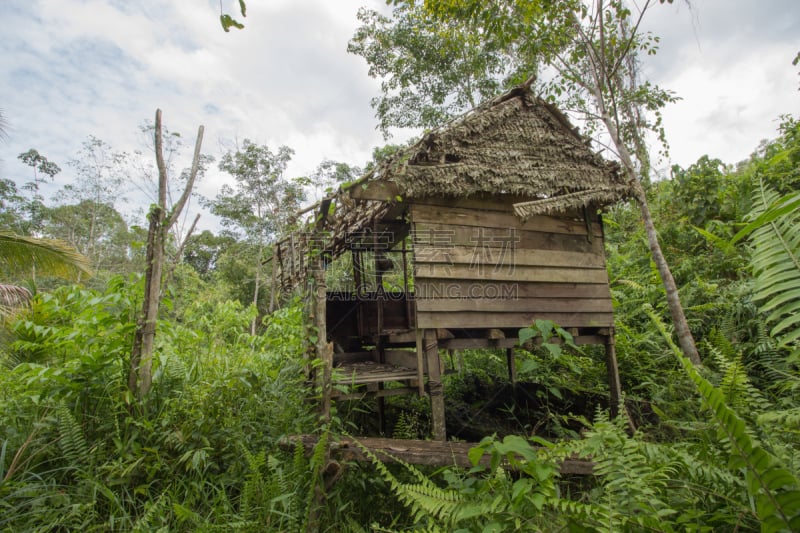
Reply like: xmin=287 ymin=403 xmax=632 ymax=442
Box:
xmin=748 ymin=182 xmax=800 ymax=351
xmin=0 ymin=231 xmax=92 ymax=280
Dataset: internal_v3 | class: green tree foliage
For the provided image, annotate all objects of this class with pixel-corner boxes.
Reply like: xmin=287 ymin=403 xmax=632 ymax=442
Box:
xmin=348 ymin=3 xmax=508 ymax=135
xmin=672 ymin=155 xmax=731 ymax=226
xmin=182 ymin=229 xmax=237 ymax=280
xmin=309 ymin=159 xmax=361 ymax=198
xmin=57 ymin=136 xmax=128 ymax=270
xmin=210 ymin=141 xmax=305 ymax=327
xmin=752 ymin=116 xmax=800 ymax=194
xmin=44 ymin=201 xmax=132 ymax=277
xmin=213 ymin=141 xmax=302 ymax=241
xmin=16 ymin=148 xmax=61 ymax=235
xmin=0 ymin=178 xmax=28 ymax=232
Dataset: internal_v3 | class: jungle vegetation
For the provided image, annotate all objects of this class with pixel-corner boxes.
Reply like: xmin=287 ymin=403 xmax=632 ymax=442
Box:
xmin=2 ymin=1 xmax=800 ymax=531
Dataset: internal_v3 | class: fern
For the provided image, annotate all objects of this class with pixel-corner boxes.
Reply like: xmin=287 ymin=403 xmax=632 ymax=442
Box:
xmin=132 ymin=492 xmax=170 ymax=533
xmin=392 ymin=410 xmax=422 ymax=440
xmin=758 ymin=408 xmax=800 ymax=431
xmin=551 ymin=413 xmax=682 ymax=531
xmin=747 ymin=182 xmax=800 ymax=355
xmin=301 ymin=428 xmax=329 ymax=532
xmin=648 ymin=308 xmax=800 ymax=531
xmin=239 ymin=447 xmax=267 ymax=521
xmin=704 ymin=331 xmax=772 ymax=415
xmin=355 ymin=440 xmax=462 ymax=530
xmin=55 ymin=402 xmax=88 ymax=467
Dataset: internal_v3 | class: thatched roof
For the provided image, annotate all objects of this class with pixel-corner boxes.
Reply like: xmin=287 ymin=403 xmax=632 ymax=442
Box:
xmin=368 ymin=89 xmax=623 ymax=201
xmin=275 ymin=83 xmax=629 ymax=291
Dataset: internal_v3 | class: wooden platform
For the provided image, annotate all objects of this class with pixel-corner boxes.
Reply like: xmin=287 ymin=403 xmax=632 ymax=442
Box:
xmin=284 ymin=435 xmax=594 ymax=475
xmin=333 ymin=361 xmax=418 ymax=385
xmin=331 ymin=361 xmax=421 ymax=400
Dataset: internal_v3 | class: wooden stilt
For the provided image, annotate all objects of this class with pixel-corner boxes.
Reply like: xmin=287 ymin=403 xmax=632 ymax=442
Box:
xmin=377 ymin=394 xmax=386 ymax=436
xmin=415 ymin=328 xmax=426 ymax=396
xmin=312 ymin=249 xmax=332 ymax=425
xmin=506 ymin=347 xmax=517 ymax=385
xmin=307 ymin=240 xmax=333 ymax=533
xmin=424 ymin=329 xmax=446 ymax=441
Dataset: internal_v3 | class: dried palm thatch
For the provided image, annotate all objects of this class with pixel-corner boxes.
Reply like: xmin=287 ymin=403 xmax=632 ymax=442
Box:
xmin=275 ymin=82 xmax=629 ymax=291
xmin=0 ymin=284 xmax=32 ymax=310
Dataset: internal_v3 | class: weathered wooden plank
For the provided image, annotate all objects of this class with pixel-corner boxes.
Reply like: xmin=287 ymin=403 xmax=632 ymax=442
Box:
xmin=347 ymin=180 xmax=401 ymax=201
xmin=413 ymin=245 xmax=606 ymax=268
xmin=413 ymin=222 xmax=604 ymax=253
xmin=416 ymin=311 xmax=614 ymax=329
xmin=415 ymin=297 xmax=613 ymax=313
xmin=282 ymin=435 xmax=594 ymax=475
xmin=414 ymin=280 xmax=611 ymax=299
xmin=413 ymin=263 xmax=610 ymax=284
xmin=410 ymin=205 xmax=602 ymax=236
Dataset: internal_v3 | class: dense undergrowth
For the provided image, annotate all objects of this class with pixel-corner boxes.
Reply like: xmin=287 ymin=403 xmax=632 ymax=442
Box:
xmin=0 ymin=281 xmax=319 ymax=531
xmin=2 ymin=118 xmax=800 ymax=531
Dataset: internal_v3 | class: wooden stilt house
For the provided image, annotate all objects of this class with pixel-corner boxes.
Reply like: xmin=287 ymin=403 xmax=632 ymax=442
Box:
xmin=274 ymin=83 xmax=630 ymax=441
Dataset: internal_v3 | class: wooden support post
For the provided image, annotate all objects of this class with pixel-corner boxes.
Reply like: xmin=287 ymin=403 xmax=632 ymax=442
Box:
xmin=377 ymin=394 xmax=387 ymax=436
xmin=423 ymin=329 xmax=446 ymax=441
xmin=276 ymin=243 xmax=284 ymax=291
xmin=415 ymin=328 xmax=425 ymax=396
xmin=604 ymin=332 xmax=621 ymax=418
xmin=289 ymin=233 xmax=296 ymax=283
xmin=402 ymin=237 xmax=412 ymax=328
xmin=307 ymin=239 xmax=333 ymax=533
xmin=506 ymin=348 xmax=517 ymax=385
xmin=312 ymin=249 xmax=332 ymax=424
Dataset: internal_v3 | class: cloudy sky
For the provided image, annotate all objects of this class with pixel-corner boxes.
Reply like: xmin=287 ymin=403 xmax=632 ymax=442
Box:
xmin=1 ymin=0 xmax=798 ymax=228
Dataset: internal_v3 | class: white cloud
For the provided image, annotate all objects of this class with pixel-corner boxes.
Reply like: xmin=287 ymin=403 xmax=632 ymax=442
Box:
xmin=642 ymin=0 xmax=799 ymax=167
xmin=1 ymin=0 xmax=797 ymax=232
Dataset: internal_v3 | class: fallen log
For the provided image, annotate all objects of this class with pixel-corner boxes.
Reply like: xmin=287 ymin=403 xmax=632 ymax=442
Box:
xmin=281 ymin=435 xmax=593 ymax=475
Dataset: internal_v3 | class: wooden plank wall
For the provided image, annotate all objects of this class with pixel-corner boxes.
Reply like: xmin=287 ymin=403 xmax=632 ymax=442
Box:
xmin=410 ymin=198 xmax=614 ymax=330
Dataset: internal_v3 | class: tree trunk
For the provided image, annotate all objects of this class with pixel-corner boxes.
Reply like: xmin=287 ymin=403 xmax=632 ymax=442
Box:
xmin=129 ymin=109 xmax=204 ymax=398
xmin=633 ymin=182 xmax=701 ymax=365
xmin=609 ymin=128 xmax=701 ymax=365
xmin=129 ymin=204 xmax=165 ymax=397
xmin=268 ymin=250 xmax=277 ymax=313
xmin=590 ymin=75 xmax=702 ymax=366
xmin=251 ymin=245 xmax=262 ymax=336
